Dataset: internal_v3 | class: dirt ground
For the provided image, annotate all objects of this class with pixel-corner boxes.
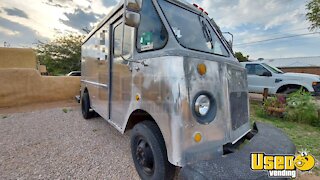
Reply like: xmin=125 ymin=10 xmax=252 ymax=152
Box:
xmin=0 ymin=100 xmax=78 ymax=114
xmin=0 ymin=102 xmax=139 ymax=179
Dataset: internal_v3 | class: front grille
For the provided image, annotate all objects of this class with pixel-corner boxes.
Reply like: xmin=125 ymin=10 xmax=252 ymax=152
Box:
xmin=230 ymin=92 xmax=248 ymax=130
xmin=313 ymin=83 xmax=320 ymax=92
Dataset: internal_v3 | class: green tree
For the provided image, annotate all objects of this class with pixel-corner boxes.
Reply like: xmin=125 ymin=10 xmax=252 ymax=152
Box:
xmin=36 ymin=34 xmax=84 ymax=75
xmin=306 ymin=0 xmax=320 ymax=31
xmin=234 ymin=52 xmax=249 ymax=62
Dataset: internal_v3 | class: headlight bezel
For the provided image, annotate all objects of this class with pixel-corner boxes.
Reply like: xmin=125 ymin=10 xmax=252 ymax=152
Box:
xmin=192 ymin=92 xmax=217 ymax=125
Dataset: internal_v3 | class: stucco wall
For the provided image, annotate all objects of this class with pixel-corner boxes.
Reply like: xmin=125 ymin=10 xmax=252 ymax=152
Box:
xmin=0 ymin=47 xmax=37 ymax=69
xmin=0 ymin=68 xmax=80 ymax=108
xmin=280 ymin=67 xmax=320 ymax=76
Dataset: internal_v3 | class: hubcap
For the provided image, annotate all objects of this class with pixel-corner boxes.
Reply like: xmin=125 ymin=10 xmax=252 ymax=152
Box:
xmin=135 ymin=138 xmax=154 ymax=175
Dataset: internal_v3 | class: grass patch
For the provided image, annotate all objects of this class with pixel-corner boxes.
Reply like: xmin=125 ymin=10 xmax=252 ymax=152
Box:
xmin=250 ymin=101 xmax=320 ymax=175
xmin=62 ymin=108 xmax=73 ymax=113
xmin=62 ymin=108 xmax=68 ymax=113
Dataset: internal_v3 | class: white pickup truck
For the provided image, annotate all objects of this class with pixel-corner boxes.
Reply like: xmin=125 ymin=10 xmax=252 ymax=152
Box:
xmin=241 ymin=62 xmax=320 ymax=95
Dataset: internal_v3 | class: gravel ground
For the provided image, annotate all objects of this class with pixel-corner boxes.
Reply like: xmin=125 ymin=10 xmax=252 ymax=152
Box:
xmin=0 ymin=106 xmax=139 ymax=179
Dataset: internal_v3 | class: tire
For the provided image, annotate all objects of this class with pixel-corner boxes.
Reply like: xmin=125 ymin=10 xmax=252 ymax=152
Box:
xmin=81 ymin=92 xmax=94 ymax=119
xmin=131 ymin=121 xmax=175 ymax=180
xmin=283 ymin=88 xmax=299 ymax=95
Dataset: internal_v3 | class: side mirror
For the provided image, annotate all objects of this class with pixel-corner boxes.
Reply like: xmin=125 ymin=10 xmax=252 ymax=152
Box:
xmin=125 ymin=11 xmax=140 ymax=27
xmin=262 ymin=71 xmax=272 ymax=77
xmin=126 ymin=0 xmax=142 ymax=12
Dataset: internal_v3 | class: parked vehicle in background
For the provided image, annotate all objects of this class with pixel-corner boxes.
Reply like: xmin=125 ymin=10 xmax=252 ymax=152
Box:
xmin=66 ymin=71 xmax=81 ymax=76
xmin=241 ymin=61 xmax=320 ymax=95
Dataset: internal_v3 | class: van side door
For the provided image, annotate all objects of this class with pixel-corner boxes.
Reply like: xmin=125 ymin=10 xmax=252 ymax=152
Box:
xmin=109 ymin=19 xmax=134 ymax=130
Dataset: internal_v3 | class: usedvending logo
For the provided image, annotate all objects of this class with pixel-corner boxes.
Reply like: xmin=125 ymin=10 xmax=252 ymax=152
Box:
xmin=251 ymin=151 xmax=315 ymax=178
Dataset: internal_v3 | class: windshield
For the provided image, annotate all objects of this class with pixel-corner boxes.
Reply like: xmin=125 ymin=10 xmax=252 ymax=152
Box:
xmin=262 ymin=63 xmax=284 ymax=74
xmin=158 ymin=0 xmax=229 ymax=57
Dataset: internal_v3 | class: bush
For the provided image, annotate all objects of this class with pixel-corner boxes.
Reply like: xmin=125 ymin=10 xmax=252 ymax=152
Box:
xmin=285 ymin=89 xmax=320 ymax=127
xmin=263 ymin=95 xmax=286 ymax=117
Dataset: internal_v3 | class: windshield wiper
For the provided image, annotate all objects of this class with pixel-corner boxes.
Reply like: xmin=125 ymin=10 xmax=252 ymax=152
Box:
xmin=200 ymin=18 xmax=214 ymax=49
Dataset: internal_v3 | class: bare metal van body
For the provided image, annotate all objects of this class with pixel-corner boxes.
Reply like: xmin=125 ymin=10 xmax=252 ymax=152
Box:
xmin=80 ymin=0 xmax=294 ymax=179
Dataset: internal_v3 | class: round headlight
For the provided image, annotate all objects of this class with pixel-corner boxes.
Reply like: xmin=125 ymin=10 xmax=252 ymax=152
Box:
xmin=192 ymin=92 xmax=217 ymax=125
xmin=195 ymin=95 xmax=210 ymax=116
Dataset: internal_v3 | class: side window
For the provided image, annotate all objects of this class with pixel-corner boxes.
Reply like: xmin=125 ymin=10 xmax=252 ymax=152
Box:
xmin=123 ymin=25 xmax=134 ymax=58
xmin=137 ymin=0 xmax=168 ymax=52
xmin=245 ymin=64 xmax=255 ymax=75
xmin=113 ymin=23 xmax=123 ymax=58
xmin=99 ymin=28 xmax=109 ymax=60
xmin=113 ymin=22 xmax=134 ymax=58
xmin=255 ymin=64 xmax=269 ymax=76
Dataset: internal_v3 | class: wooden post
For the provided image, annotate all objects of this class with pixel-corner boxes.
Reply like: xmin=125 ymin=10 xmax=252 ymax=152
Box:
xmin=263 ymin=88 xmax=269 ymax=102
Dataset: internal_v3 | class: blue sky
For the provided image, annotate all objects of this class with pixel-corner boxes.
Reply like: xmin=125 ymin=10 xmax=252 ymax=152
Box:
xmin=0 ymin=0 xmax=319 ymax=59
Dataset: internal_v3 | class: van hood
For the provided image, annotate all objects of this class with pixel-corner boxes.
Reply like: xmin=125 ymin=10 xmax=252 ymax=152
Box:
xmin=283 ymin=72 xmax=320 ymax=81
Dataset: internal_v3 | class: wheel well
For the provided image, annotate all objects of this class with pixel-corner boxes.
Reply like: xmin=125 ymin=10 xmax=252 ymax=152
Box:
xmin=276 ymin=84 xmax=308 ymax=93
xmin=125 ymin=109 xmax=155 ymax=132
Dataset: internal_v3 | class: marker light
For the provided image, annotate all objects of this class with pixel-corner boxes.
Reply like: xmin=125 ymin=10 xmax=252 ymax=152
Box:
xmin=135 ymin=94 xmax=140 ymax=101
xmin=193 ymin=3 xmax=208 ymax=15
xmin=194 ymin=132 xmax=202 ymax=143
xmin=197 ymin=63 xmax=207 ymax=76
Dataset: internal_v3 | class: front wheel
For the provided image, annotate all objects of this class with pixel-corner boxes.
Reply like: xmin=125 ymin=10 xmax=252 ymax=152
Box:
xmin=131 ymin=121 xmax=175 ymax=180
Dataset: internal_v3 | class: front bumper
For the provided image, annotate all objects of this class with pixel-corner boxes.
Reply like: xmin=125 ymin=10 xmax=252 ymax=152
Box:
xmin=179 ymin=122 xmax=296 ymax=180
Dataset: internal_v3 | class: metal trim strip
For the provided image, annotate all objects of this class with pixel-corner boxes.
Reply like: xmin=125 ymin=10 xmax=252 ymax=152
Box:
xmin=81 ymin=80 xmax=109 ymax=89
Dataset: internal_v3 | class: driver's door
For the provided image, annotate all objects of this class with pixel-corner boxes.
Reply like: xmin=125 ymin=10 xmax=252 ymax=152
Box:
xmin=245 ymin=64 xmax=275 ymax=93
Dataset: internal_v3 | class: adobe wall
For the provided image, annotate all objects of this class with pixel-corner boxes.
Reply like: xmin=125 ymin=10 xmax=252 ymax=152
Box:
xmin=0 ymin=68 xmax=80 ymax=108
xmin=0 ymin=47 xmax=37 ymax=69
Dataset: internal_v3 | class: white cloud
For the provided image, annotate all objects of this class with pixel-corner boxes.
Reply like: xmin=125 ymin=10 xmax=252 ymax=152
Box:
xmin=0 ymin=0 xmax=116 ymax=41
xmin=0 ymin=26 xmax=19 ymax=36
xmin=199 ymin=0 xmax=305 ymax=29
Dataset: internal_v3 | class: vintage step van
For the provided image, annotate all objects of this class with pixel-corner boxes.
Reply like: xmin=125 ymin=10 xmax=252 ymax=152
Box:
xmin=80 ymin=0 xmax=295 ymax=179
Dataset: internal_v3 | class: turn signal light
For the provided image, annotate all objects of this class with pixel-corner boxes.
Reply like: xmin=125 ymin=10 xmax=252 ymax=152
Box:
xmin=135 ymin=94 xmax=140 ymax=101
xmin=194 ymin=132 xmax=202 ymax=143
xmin=197 ymin=63 xmax=207 ymax=76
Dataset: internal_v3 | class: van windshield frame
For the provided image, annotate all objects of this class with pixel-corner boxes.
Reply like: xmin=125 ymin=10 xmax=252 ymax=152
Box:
xmin=157 ymin=0 xmax=230 ymax=57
